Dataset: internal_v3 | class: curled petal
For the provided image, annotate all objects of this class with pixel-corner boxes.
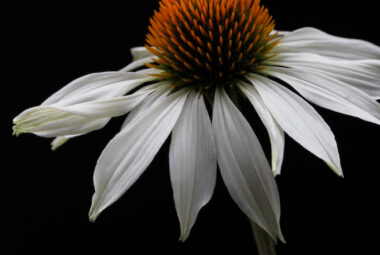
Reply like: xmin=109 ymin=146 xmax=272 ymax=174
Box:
xmin=13 ymin=87 xmax=153 ymax=137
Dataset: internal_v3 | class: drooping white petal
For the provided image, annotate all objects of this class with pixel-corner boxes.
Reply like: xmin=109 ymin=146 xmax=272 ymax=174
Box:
xmin=212 ymin=87 xmax=283 ymax=242
xmin=239 ymin=82 xmax=285 ymax=176
xmin=42 ymin=72 xmax=151 ymax=106
xmin=169 ymin=91 xmax=217 ymax=241
xmin=130 ymin=46 xmax=153 ymax=61
xmin=249 ymin=74 xmax=343 ymax=176
xmin=266 ymin=66 xmax=380 ymax=125
xmin=30 ymin=116 xmax=109 ymax=138
xmin=121 ymin=82 xmax=171 ymax=129
xmin=48 ymin=87 xmax=154 ymax=118
xmin=277 ymin=27 xmax=380 ymax=60
xmin=267 ymin=52 xmax=380 ymax=99
xmin=89 ymin=88 xmax=189 ymax=221
xmin=13 ymin=87 xmax=153 ymax=137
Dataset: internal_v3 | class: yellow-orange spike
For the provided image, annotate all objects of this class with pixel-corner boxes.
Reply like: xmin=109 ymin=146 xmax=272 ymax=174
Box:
xmin=208 ymin=18 xmax=214 ymax=31
xmin=180 ymin=46 xmax=193 ymax=59
xmin=237 ymin=41 xmax=242 ymax=52
xmin=206 ymin=52 xmax=213 ymax=62
xmin=256 ymin=66 xmax=266 ymax=71
xmin=207 ymin=42 xmax=213 ymax=53
xmin=208 ymin=30 xmax=214 ymax=41
xmin=233 ymin=21 xmax=238 ymax=34
xmin=183 ymin=61 xmax=194 ymax=70
xmin=254 ymin=45 xmax=265 ymax=55
xmin=244 ymin=32 xmax=250 ymax=43
xmin=237 ymin=52 xmax=243 ymax=62
xmin=205 ymin=62 xmax=212 ymax=71
xmin=228 ymin=50 xmax=232 ymax=60
xmin=219 ymin=57 xmax=223 ymax=65
xmin=197 ymin=46 xmax=205 ymax=56
xmin=246 ymin=42 xmax=254 ymax=53
xmin=170 ymin=37 xmax=182 ymax=48
xmin=225 ymin=18 xmax=229 ymax=30
xmin=190 ymin=30 xmax=197 ymax=42
xmin=216 ymin=4 xmax=220 ymax=24
xmin=145 ymin=45 xmax=161 ymax=57
xmin=226 ymin=0 xmax=233 ymax=12
xmin=145 ymin=63 xmax=161 ymax=69
xmin=181 ymin=77 xmax=193 ymax=83
xmin=221 ymin=3 xmax=226 ymax=18
xmin=201 ymin=12 xmax=206 ymax=24
xmin=219 ymin=36 xmax=224 ymax=46
xmin=199 ymin=25 xmax=208 ymax=38
xmin=171 ymin=63 xmax=183 ymax=72
xmin=217 ymin=46 xmax=222 ymax=55
xmin=236 ymin=32 xmax=242 ymax=42
xmin=239 ymin=13 xmax=246 ymax=27
xmin=182 ymin=1 xmax=192 ymax=21
xmin=247 ymin=57 xmax=256 ymax=66
xmin=188 ymin=1 xmax=196 ymax=15
xmin=229 ymin=62 xmax=235 ymax=71
xmin=195 ymin=58 xmax=203 ymax=67
xmin=196 ymin=36 xmax=203 ymax=46
xmin=174 ymin=54 xmax=185 ymax=63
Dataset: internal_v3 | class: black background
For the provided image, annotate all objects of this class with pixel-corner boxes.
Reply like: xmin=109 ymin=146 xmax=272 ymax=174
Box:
xmin=3 ymin=0 xmax=380 ymax=254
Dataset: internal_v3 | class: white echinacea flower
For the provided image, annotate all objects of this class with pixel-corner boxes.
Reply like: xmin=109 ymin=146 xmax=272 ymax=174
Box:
xmin=13 ymin=0 xmax=380 ymax=244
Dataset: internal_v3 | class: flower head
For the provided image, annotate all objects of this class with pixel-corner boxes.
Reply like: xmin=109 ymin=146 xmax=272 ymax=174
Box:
xmin=13 ymin=0 xmax=380 ymax=244
xmin=145 ymin=0 xmax=279 ymax=90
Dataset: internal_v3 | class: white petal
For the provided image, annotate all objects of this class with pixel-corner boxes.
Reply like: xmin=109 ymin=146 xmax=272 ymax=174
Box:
xmin=51 ymin=135 xmax=76 ymax=150
xmin=121 ymin=82 xmax=171 ymax=129
xmin=268 ymin=52 xmax=380 ymax=99
xmin=13 ymin=87 xmax=152 ymax=137
xmin=48 ymin=87 xmax=153 ymax=118
xmin=13 ymin=113 xmax=108 ymax=138
xmin=118 ymin=47 xmax=154 ymax=72
xmin=169 ymin=91 xmax=217 ymax=241
xmin=130 ymin=46 xmax=153 ymax=61
xmin=277 ymin=27 xmax=380 ymax=60
xmin=119 ymin=57 xmax=155 ymax=72
xmin=266 ymin=66 xmax=380 ymax=125
xmin=249 ymin=74 xmax=343 ymax=176
xmin=42 ymin=72 xmax=151 ymax=106
xmin=89 ymin=88 xmax=189 ymax=221
xmin=239 ymin=83 xmax=285 ymax=176
xmin=212 ymin=87 xmax=283 ymax=242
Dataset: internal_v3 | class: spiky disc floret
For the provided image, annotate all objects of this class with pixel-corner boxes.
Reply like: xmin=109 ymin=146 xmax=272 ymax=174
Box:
xmin=145 ymin=0 xmax=280 ymax=89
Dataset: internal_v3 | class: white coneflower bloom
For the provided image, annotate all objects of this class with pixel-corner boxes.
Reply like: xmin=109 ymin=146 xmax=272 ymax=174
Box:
xmin=13 ymin=0 xmax=380 ymax=244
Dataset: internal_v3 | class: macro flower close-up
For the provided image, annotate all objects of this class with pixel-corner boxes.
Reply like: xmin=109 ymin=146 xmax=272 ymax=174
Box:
xmin=5 ymin=0 xmax=380 ymax=254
